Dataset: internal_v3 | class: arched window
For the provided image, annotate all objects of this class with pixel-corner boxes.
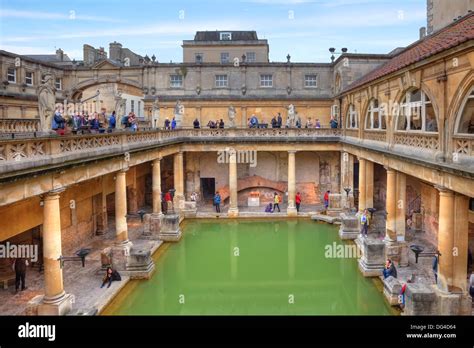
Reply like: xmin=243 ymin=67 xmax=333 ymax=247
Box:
xmin=346 ymin=104 xmax=358 ymax=129
xmin=396 ymin=89 xmax=438 ymax=132
xmin=455 ymin=87 xmax=474 ymax=135
xmin=365 ymin=99 xmax=386 ymax=130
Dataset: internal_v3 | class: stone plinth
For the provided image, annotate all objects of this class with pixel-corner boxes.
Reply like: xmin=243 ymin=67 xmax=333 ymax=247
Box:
xmin=158 ymin=214 xmax=182 ymax=242
xmin=434 ymin=287 xmax=472 ymax=316
xmin=383 ymin=276 xmax=402 ymax=306
xmin=142 ymin=213 xmax=163 ymax=240
xmin=339 ymin=213 xmax=359 ymax=240
xmin=182 ymin=201 xmax=197 ymax=218
xmin=358 ymin=238 xmax=385 ymax=277
xmin=327 ymin=193 xmax=343 ymax=216
xmin=126 ymin=248 xmax=155 ymax=279
xmin=385 ymin=241 xmax=409 ymax=267
xmin=403 ymin=283 xmax=437 ymax=315
xmin=101 ymin=241 xmax=155 ymax=279
xmin=37 ymin=293 xmax=74 ymax=316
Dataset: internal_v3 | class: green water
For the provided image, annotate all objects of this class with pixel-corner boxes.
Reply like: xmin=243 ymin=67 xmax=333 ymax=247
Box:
xmin=105 ymin=220 xmax=394 ymax=315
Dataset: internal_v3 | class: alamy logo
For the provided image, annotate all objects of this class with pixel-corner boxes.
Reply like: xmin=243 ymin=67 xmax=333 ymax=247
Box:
xmin=18 ymin=322 xmax=56 ymax=341
xmin=324 ymin=242 xmax=362 ymax=259
xmin=0 ymin=242 xmax=38 ymax=262
xmin=217 ymin=147 xmax=257 ymax=168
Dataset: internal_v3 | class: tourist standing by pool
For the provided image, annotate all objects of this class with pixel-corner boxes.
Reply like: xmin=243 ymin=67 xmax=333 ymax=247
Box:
xmin=214 ymin=192 xmax=221 ymax=213
xmin=359 ymin=209 xmax=369 ymax=237
xmin=273 ymin=192 xmax=281 ymax=212
xmin=324 ymin=190 xmax=330 ymax=209
xmin=295 ymin=192 xmax=302 ymax=212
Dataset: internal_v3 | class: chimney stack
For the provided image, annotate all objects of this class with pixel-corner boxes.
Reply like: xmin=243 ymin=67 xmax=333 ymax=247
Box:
xmin=56 ymin=48 xmax=64 ymax=61
xmin=419 ymin=27 xmax=426 ymax=39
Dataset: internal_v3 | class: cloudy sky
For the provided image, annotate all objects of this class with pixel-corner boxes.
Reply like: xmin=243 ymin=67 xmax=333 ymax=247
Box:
xmin=0 ymin=0 xmax=427 ymax=63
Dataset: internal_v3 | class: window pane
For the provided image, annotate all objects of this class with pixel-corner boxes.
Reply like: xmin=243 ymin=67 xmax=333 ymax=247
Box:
xmin=220 ymin=52 xmax=229 ymax=64
xmin=7 ymin=68 xmax=16 ymax=82
xmin=246 ymin=52 xmax=256 ymax=62
xmin=260 ymin=74 xmax=272 ymax=87
xmin=458 ymin=96 xmax=474 ymax=134
xmin=170 ymin=75 xmax=183 ymax=88
xmin=425 ymin=103 xmax=438 ymax=132
xmin=305 ymin=74 xmax=317 ymax=87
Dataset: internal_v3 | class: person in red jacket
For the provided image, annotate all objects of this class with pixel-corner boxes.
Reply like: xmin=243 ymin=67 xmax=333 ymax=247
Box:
xmin=324 ymin=190 xmax=330 ymax=209
xmin=295 ymin=192 xmax=302 ymax=212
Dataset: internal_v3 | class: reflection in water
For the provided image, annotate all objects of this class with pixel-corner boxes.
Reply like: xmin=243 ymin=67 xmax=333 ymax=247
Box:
xmin=104 ymin=220 xmax=394 ymax=315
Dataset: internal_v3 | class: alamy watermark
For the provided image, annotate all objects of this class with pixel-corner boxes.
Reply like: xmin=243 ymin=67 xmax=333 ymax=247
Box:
xmin=0 ymin=242 xmax=38 ymax=262
xmin=324 ymin=242 xmax=362 ymax=259
xmin=217 ymin=147 xmax=257 ymax=168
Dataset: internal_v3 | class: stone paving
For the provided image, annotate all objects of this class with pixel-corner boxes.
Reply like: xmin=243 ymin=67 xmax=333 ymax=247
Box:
xmin=0 ymin=213 xmax=161 ymax=316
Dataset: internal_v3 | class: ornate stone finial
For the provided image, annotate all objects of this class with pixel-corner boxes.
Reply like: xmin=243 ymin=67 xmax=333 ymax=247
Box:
xmin=287 ymin=54 xmax=291 ymax=63
xmin=151 ymin=54 xmax=156 ymax=62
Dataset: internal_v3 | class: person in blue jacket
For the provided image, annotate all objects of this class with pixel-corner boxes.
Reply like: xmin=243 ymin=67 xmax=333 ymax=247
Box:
xmin=213 ymin=192 xmax=221 ymax=213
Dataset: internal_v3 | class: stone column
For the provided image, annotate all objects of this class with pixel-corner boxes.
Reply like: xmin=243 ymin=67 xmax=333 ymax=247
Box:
xmin=365 ymin=161 xmax=374 ymax=209
xmin=39 ymin=189 xmax=72 ymax=315
xmin=126 ymin=167 xmax=138 ymax=215
xmin=437 ymin=186 xmax=454 ymax=292
xmin=287 ymin=150 xmax=297 ymax=216
xmin=115 ymin=169 xmax=129 ymax=244
xmin=385 ymin=167 xmax=397 ymax=243
xmin=453 ymin=193 xmax=469 ymax=292
xmin=173 ymin=151 xmax=185 ymax=211
xmin=340 ymin=151 xmax=354 ymax=209
xmin=358 ymin=158 xmax=366 ymax=211
xmin=395 ymin=172 xmax=406 ymax=238
xmin=228 ymin=151 xmax=239 ymax=217
xmin=152 ymin=157 xmax=163 ymax=216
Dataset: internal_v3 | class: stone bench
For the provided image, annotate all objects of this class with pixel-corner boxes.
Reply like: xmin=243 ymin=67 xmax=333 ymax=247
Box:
xmin=383 ymin=276 xmax=402 ymax=306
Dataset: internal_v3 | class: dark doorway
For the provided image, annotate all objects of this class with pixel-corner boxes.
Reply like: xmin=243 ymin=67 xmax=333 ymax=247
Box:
xmin=201 ymin=178 xmax=216 ymax=202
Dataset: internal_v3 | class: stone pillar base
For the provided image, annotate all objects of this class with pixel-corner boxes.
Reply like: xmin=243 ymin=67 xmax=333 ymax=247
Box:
xmin=383 ymin=276 xmax=402 ymax=306
xmin=434 ymin=286 xmax=472 ymax=315
xmin=125 ymin=248 xmax=155 ymax=280
xmin=384 ymin=240 xmax=409 ymax=267
xmin=37 ymin=293 xmax=74 ymax=316
xmin=158 ymin=213 xmax=182 ymax=242
xmin=338 ymin=213 xmax=359 ymax=240
xmin=403 ymin=283 xmax=437 ymax=315
xmin=102 ymin=241 xmax=155 ymax=279
xmin=287 ymin=207 xmax=298 ymax=217
xmin=142 ymin=213 xmax=163 ymax=240
xmin=358 ymin=238 xmax=385 ymax=277
xmin=228 ymin=207 xmax=239 ymax=218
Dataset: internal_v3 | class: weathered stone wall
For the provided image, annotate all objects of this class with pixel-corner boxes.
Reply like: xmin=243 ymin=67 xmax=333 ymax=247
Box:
xmin=184 ymin=150 xmax=340 ymax=205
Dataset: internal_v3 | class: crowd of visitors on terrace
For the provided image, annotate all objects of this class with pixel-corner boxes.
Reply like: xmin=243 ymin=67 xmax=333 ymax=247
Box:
xmin=50 ymin=106 xmax=339 ymax=135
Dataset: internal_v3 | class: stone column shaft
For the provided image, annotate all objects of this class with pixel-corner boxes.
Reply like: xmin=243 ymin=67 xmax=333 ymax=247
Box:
xmin=358 ymin=158 xmax=366 ymax=211
xmin=437 ymin=187 xmax=454 ymax=292
xmin=287 ymin=151 xmax=297 ymax=216
xmin=385 ymin=168 xmax=397 ymax=242
xmin=43 ymin=190 xmax=66 ymax=302
xmin=152 ymin=158 xmax=162 ymax=215
xmin=115 ymin=170 xmax=129 ymax=243
xmin=228 ymin=152 xmax=239 ymax=217
xmin=453 ymin=193 xmax=469 ymax=292
xmin=395 ymin=172 xmax=406 ymax=238
xmin=365 ymin=161 xmax=374 ymax=209
xmin=174 ymin=151 xmax=185 ymax=209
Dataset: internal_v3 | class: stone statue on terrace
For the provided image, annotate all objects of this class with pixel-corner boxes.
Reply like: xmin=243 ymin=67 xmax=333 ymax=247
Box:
xmin=37 ymin=74 xmax=56 ymax=133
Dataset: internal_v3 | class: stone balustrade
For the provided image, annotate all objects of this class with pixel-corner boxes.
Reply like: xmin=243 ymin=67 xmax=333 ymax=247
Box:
xmin=0 ymin=118 xmax=40 ymax=135
xmin=0 ymin=127 xmax=471 ymax=179
xmin=0 ymin=128 xmax=342 ymax=177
